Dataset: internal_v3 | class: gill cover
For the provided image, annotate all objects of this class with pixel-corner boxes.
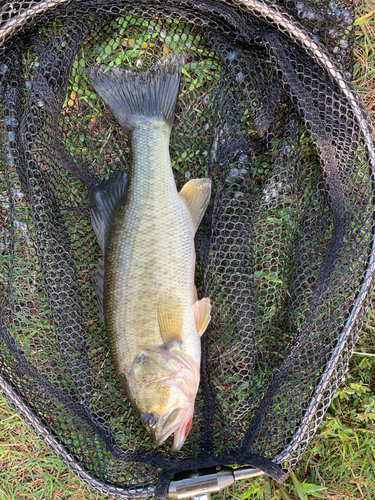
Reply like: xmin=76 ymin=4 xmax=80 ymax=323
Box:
xmin=127 ymin=346 xmax=199 ymax=451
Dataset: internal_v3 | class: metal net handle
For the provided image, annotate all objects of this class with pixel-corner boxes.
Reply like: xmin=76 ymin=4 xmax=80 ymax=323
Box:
xmin=0 ymin=0 xmax=374 ymax=494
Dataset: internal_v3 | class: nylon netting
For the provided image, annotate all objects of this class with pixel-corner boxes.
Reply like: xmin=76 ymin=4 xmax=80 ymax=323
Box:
xmin=0 ymin=1 xmax=374 ymax=498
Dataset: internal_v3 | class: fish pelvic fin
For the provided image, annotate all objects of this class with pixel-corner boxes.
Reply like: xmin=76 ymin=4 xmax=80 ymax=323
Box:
xmin=179 ymin=178 xmax=211 ymax=231
xmin=86 ymin=54 xmax=186 ymax=133
xmin=192 ymin=297 xmax=211 ymax=336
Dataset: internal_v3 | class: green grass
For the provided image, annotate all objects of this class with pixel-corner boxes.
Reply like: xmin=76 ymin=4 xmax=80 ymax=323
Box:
xmin=1 ymin=1 xmax=375 ymax=499
xmin=0 ymin=398 xmax=104 ymax=500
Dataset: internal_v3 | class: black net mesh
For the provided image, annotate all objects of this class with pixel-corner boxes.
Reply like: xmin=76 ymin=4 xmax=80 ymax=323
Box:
xmin=0 ymin=0 xmax=374 ymax=498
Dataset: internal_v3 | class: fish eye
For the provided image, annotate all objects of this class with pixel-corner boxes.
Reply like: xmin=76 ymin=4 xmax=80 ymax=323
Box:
xmin=142 ymin=413 xmax=157 ymax=429
xmin=136 ymin=352 xmax=146 ymax=364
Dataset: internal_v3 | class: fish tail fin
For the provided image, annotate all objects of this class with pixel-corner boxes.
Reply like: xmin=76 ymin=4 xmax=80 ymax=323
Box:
xmin=86 ymin=54 xmax=186 ymax=133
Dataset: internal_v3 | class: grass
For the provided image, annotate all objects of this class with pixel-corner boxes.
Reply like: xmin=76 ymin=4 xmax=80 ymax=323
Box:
xmin=1 ymin=1 xmax=375 ymax=499
xmin=0 ymin=398 xmax=103 ymax=500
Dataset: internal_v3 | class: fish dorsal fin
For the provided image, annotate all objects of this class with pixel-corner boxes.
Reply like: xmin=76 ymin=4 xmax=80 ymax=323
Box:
xmin=157 ymin=296 xmax=184 ymax=346
xmin=93 ymin=256 xmax=105 ymax=323
xmin=179 ymin=178 xmax=211 ymax=231
xmin=89 ymin=171 xmax=128 ymax=251
xmin=192 ymin=297 xmax=211 ymax=336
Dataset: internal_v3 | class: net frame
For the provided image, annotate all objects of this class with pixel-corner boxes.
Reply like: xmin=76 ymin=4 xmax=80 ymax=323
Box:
xmin=0 ymin=0 xmax=374 ymax=498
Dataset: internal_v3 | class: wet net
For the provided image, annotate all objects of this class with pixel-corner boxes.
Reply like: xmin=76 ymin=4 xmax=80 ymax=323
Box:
xmin=0 ymin=0 xmax=374 ymax=498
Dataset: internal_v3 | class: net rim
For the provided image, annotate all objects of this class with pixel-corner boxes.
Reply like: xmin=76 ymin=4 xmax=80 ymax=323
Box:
xmin=0 ymin=372 xmax=144 ymax=498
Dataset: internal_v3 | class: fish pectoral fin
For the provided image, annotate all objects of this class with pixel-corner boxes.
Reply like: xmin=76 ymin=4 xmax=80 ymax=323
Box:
xmin=89 ymin=171 xmax=128 ymax=251
xmin=157 ymin=297 xmax=184 ymax=345
xmin=93 ymin=257 xmax=105 ymax=323
xmin=179 ymin=178 xmax=211 ymax=231
xmin=192 ymin=297 xmax=211 ymax=336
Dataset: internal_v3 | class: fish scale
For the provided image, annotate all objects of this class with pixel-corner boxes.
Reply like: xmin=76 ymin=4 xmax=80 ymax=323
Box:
xmin=105 ymin=124 xmax=197 ymax=370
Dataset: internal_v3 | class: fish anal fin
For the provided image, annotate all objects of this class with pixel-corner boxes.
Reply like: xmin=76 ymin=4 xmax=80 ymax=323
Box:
xmin=179 ymin=178 xmax=211 ymax=231
xmin=192 ymin=297 xmax=211 ymax=336
xmin=89 ymin=171 xmax=128 ymax=251
xmin=93 ymin=257 xmax=105 ymax=323
xmin=157 ymin=297 xmax=184 ymax=346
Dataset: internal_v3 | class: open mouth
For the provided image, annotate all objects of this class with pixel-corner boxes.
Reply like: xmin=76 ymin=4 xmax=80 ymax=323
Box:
xmin=155 ymin=408 xmax=192 ymax=451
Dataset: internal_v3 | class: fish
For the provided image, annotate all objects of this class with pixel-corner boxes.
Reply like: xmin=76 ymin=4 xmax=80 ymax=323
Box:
xmin=86 ymin=55 xmax=212 ymax=452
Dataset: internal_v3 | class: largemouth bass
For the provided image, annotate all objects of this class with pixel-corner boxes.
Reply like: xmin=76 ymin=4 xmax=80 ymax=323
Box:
xmin=87 ymin=55 xmax=211 ymax=451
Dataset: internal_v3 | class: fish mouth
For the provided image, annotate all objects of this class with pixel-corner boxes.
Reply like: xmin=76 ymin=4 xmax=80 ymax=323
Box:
xmin=155 ymin=408 xmax=193 ymax=451
xmin=172 ymin=414 xmax=193 ymax=452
